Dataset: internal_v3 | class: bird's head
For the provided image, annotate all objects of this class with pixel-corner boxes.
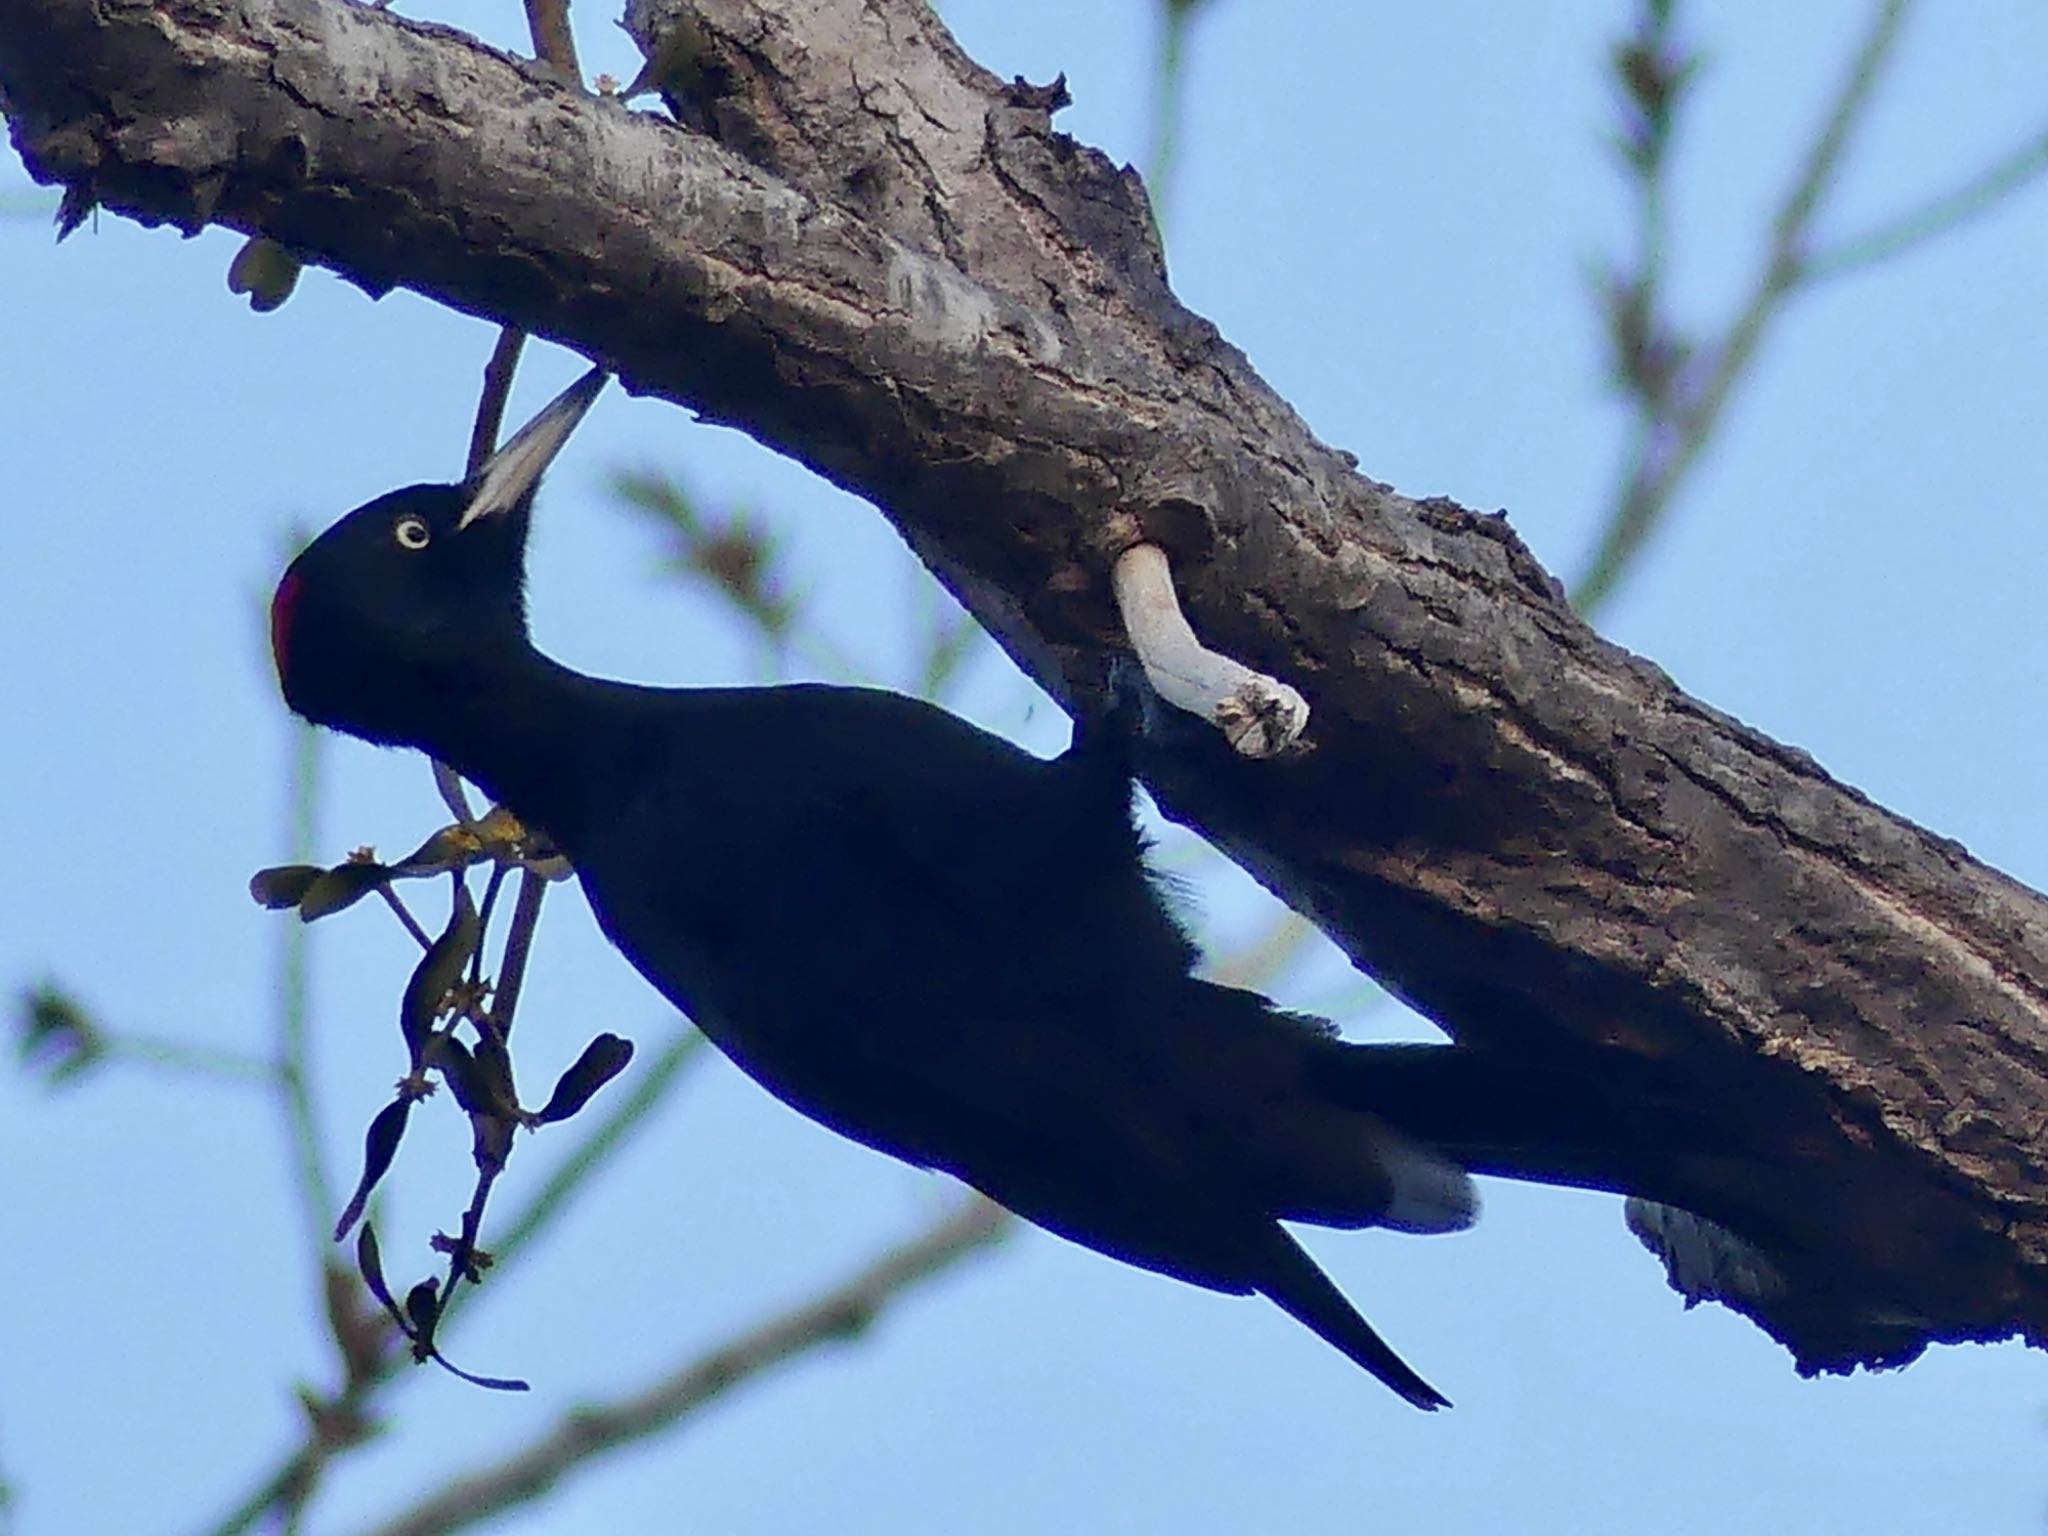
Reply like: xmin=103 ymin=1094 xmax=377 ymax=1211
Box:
xmin=271 ymin=368 xmax=607 ymax=745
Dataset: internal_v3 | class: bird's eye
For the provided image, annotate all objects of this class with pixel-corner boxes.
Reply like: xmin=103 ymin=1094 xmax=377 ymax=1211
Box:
xmin=393 ymin=516 xmax=432 ymax=551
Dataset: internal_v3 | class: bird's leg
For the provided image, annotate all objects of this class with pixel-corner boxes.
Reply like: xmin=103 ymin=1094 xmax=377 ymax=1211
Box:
xmin=1109 ymin=542 xmax=1309 ymax=757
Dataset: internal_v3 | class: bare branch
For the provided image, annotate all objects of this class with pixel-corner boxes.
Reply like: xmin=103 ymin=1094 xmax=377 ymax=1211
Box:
xmin=463 ymin=328 xmax=529 ymax=480
xmin=484 ymin=1029 xmax=708 ymax=1269
xmin=431 ymin=762 xmax=477 ymax=826
xmin=1143 ymin=0 xmax=1214 ymax=235
xmin=354 ymin=1197 xmax=1011 ymax=1536
xmin=1577 ymin=0 xmax=1915 ymax=612
xmin=374 ymin=884 xmax=435 ymax=950
xmin=521 ymin=0 xmax=579 ymax=84
xmin=1805 ymin=122 xmax=2048 ymax=283
xmin=105 ymin=1035 xmax=277 ymax=1083
xmin=487 ymin=869 xmax=550 ymax=1034
xmin=275 ymin=709 xmax=337 ymax=1267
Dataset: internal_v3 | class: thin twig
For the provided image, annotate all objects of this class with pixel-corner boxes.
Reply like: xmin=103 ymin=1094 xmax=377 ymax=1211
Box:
xmin=199 ymin=1451 xmax=323 ymax=1536
xmin=376 ymin=884 xmax=434 ymax=950
xmin=468 ymin=864 xmax=510 ymax=987
xmin=440 ymin=281 xmax=532 ymax=833
xmin=1574 ymin=0 xmax=1915 ymax=612
xmin=440 ymin=0 xmax=581 ymax=1049
xmin=463 ymin=329 xmax=529 ymax=479
xmin=1206 ymin=909 xmax=1317 ymax=993
xmin=1143 ymin=0 xmax=1208 ymax=238
xmin=1804 ymin=122 xmax=2048 ymax=284
xmin=200 ymin=1032 xmax=711 ymax=1536
xmin=277 ymin=709 xmax=338 ymax=1269
xmin=431 ymin=762 xmax=476 ymax=826
xmin=221 ymin=1192 xmax=999 ymax=1536
xmin=107 ymin=1035 xmax=277 ymax=1084
xmin=219 ymin=14 xmax=590 ymax=1536
xmin=912 ymin=568 xmax=982 ymax=702
xmin=488 ymin=869 xmax=549 ymax=1035
xmin=486 ymin=1029 xmax=709 ymax=1269
xmin=195 ymin=1036 xmax=704 ymax=1531
xmin=354 ymin=1197 xmax=1013 ymax=1536
xmin=402 ymin=0 xmax=581 ymax=1351
xmin=522 ymin=0 xmax=580 ymax=83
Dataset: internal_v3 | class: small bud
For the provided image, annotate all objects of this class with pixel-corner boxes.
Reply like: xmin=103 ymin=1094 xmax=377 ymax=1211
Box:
xmin=431 ymin=1231 xmax=493 ymax=1284
xmin=403 ymin=1279 xmax=441 ymax=1341
xmin=14 ymin=983 xmax=106 ymax=1086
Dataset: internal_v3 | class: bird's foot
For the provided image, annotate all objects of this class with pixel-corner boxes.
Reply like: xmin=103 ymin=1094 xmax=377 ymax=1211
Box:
xmin=1109 ymin=541 xmax=1309 ymax=757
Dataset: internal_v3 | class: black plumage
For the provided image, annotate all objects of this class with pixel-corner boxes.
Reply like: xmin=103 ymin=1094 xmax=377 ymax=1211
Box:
xmin=272 ymin=370 xmax=1674 ymax=1409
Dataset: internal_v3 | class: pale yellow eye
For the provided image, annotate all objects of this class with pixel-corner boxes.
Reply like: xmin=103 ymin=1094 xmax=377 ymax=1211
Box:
xmin=393 ymin=516 xmax=431 ymax=551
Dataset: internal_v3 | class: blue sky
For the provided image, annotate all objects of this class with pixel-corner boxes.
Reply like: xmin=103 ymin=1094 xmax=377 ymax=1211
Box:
xmin=5 ymin=3 xmax=2048 ymax=1533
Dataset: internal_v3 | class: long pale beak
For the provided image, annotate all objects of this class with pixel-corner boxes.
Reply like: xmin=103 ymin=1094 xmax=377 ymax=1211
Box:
xmin=459 ymin=366 xmax=609 ymax=527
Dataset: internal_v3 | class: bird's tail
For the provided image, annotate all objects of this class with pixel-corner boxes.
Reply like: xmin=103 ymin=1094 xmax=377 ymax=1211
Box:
xmin=1256 ymin=1225 xmax=1450 ymax=1411
xmin=1309 ymin=1040 xmax=1725 ymax=1206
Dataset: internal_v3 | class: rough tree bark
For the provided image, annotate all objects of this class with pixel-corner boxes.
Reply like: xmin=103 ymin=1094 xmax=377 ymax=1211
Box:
xmin=5 ymin=0 xmax=2045 ymax=1375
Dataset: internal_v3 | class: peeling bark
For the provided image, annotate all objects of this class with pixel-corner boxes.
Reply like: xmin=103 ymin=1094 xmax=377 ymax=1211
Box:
xmin=5 ymin=0 xmax=2047 ymax=1373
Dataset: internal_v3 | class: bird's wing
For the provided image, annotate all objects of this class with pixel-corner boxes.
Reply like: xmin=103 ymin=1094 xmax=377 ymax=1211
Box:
xmin=578 ymin=686 xmax=1278 ymax=1205
xmin=577 ymin=685 xmax=1485 ymax=1284
xmin=641 ymin=683 xmax=1200 ymax=1017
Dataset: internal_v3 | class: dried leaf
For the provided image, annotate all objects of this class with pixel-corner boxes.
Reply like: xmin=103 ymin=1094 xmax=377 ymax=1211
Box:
xmin=472 ymin=1031 xmax=518 ymax=1111
xmin=356 ymin=1222 xmax=403 ymax=1326
xmin=391 ymin=824 xmax=483 ymax=878
xmin=428 ymin=1354 xmax=530 ymax=1393
xmin=534 ymin=1034 xmax=636 ymax=1124
xmin=334 ymin=1099 xmax=412 ymax=1242
xmin=435 ymin=1038 xmax=492 ymax=1116
xmin=249 ymin=864 xmax=322 ymax=909
xmin=399 ymin=889 xmax=480 ymax=1065
xmin=226 ymin=235 xmax=302 ymax=312
xmin=472 ymin=805 xmax=528 ymax=850
xmin=360 ymin=1227 xmax=526 ymax=1388
xmin=299 ymin=862 xmax=391 ymax=923
xmin=469 ymin=1109 xmax=516 ymax=1177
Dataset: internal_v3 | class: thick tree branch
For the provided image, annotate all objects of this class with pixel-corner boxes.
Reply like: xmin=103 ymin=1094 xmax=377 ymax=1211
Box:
xmin=7 ymin=0 xmax=2048 ymax=1372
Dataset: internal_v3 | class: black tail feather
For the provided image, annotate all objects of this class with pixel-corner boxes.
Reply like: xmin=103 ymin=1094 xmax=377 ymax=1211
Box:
xmin=1312 ymin=1042 xmax=1727 ymax=1207
xmin=1257 ymin=1226 xmax=1450 ymax=1411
